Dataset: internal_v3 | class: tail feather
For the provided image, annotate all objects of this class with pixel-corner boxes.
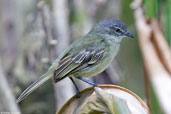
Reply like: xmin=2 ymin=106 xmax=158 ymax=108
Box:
xmin=16 ymin=71 xmax=53 ymax=103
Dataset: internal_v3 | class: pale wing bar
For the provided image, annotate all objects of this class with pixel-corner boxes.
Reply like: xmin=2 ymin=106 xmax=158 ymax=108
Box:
xmin=53 ymin=48 xmax=105 ymax=82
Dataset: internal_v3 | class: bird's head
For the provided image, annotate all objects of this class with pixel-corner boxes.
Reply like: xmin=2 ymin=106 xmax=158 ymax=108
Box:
xmin=90 ymin=19 xmax=134 ymax=41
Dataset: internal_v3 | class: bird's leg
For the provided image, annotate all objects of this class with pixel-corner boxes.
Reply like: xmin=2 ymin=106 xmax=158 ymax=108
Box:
xmin=76 ymin=77 xmax=99 ymax=87
xmin=70 ymin=77 xmax=80 ymax=98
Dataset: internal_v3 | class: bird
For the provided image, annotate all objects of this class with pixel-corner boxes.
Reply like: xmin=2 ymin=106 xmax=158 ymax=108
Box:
xmin=16 ymin=19 xmax=134 ymax=103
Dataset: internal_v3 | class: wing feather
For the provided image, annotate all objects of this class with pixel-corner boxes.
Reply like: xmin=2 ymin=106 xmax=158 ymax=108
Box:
xmin=53 ymin=48 xmax=105 ymax=82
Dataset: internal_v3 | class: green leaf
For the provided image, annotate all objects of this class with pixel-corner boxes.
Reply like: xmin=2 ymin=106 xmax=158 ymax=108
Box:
xmin=164 ymin=1 xmax=171 ymax=46
xmin=151 ymin=86 xmax=164 ymax=114
xmin=144 ymin=0 xmax=155 ymax=19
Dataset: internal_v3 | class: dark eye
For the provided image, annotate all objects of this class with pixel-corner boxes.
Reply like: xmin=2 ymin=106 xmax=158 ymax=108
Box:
xmin=115 ymin=28 xmax=121 ymax=33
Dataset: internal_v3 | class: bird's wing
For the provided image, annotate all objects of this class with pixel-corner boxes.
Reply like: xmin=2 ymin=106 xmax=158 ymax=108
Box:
xmin=53 ymin=47 xmax=105 ymax=82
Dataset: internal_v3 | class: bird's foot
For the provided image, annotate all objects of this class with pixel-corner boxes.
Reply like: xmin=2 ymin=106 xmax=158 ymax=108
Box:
xmin=70 ymin=77 xmax=81 ymax=98
xmin=76 ymin=77 xmax=100 ymax=87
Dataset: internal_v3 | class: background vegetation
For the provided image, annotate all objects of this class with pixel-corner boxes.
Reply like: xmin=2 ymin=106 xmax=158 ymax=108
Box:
xmin=0 ymin=0 xmax=170 ymax=114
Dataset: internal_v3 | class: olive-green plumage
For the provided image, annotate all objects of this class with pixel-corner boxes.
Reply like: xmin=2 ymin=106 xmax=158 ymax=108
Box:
xmin=16 ymin=19 xmax=134 ymax=103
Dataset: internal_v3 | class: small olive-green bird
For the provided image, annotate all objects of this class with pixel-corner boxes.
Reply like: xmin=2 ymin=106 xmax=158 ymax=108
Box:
xmin=16 ymin=19 xmax=134 ymax=103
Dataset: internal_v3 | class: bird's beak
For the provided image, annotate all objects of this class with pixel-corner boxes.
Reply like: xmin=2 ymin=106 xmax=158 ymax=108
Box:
xmin=125 ymin=31 xmax=134 ymax=38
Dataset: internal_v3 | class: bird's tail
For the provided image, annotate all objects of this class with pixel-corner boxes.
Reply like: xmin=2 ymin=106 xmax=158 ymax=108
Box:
xmin=16 ymin=70 xmax=53 ymax=103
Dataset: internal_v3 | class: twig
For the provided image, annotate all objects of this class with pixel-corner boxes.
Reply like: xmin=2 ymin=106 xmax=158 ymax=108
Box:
xmin=38 ymin=1 xmax=57 ymax=64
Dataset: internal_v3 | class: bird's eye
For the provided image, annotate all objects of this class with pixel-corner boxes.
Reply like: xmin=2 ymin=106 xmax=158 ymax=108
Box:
xmin=115 ymin=28 xmax=121 ymax=33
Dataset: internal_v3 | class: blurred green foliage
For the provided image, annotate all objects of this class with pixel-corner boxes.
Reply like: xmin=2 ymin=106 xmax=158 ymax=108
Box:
xmin=144 ymin=0 xmax=171 ymax=46
xmin=165 ymin=1 xmax=171 ymax=46
xmin=151 ymin=86 xmax=163 ymax=114
xmin=144 ymin=0 xmax=156 ymax=19
xmin=121 ymin=0 xmax=145 ymax=99
xmin=143 ymin=0 xmax=171 ymax=113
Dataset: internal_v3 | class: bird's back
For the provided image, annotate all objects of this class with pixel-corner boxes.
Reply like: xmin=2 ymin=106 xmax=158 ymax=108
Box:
xmin=53 ymin=33 xmax=119 ymax=81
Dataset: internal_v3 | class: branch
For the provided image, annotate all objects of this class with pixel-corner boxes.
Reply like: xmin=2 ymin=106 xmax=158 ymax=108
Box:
xmin=38 ymin=1 xmax=57 ymax=64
